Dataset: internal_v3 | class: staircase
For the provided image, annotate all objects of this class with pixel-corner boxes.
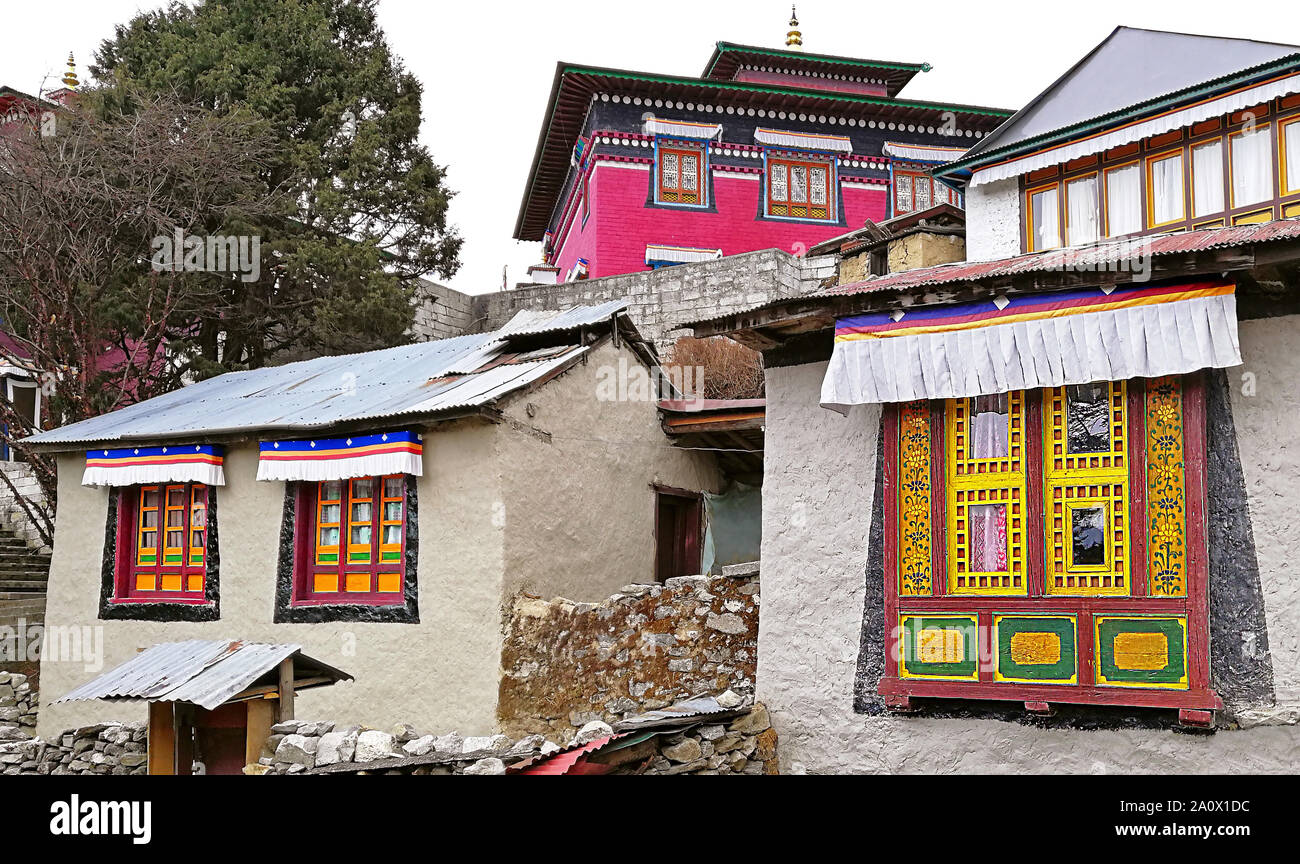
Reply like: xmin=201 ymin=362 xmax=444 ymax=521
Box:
xmin=0 ymin=527 xmax=51 ymax=633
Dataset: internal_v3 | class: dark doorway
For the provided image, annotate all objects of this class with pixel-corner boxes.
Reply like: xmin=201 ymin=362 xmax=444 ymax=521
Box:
xmin=655 ymin=488 xmax=702 ymax=582
xmin=193 ymin=702 xmax=248 ymax=775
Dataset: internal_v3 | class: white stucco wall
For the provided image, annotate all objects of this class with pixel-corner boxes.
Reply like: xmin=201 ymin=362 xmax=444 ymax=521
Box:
xmin=37 ymin=428 xmax=508 ymax=738
xmin=1229 ymin=316 xmax=1300 ymax=711
xmin=964 ymin=174 xmax=1021 ymax=261
xmin=497 ymin=338 xmax=722 ymax=601
xmin=759 ymin=358 xmax=1299 ymax=774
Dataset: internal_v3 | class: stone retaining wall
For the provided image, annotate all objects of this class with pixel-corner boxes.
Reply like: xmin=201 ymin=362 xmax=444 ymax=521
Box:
xmin=497 ymin=572 xmax=759 ymax=741
xmin=0 ymin=718 xmax=147 ymax=775
xmin=0 ymin=671 xmax=36 ymax=735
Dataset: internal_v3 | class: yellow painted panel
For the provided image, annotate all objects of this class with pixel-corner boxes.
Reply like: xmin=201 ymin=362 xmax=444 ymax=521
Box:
xmin=1010 ymin=631 xmax=1061 ymax=665
xmin=377 ymin=572 xmax=401 ymax=593
xmin=313 ymin=572 xmax=338 ymax=593
xmin=918 ymin=628 xmax=965 ymax=664
xmin=1233 ymin=209 xmax=1273 ymax=225
xmin=1114 ymin=632 xmax=1169 ymax=671
xmin=1284 ymin=202 xmax=1300 ymax=218
xmin=135 ymin=573 xmax=155 ymax=591
xmin=186 ymin=575 xmax=203 ymax=592
xmin=159 ymin=573 xmax=181 ymax=592
xmin=345 ymin=572 xmax=370 ymax=593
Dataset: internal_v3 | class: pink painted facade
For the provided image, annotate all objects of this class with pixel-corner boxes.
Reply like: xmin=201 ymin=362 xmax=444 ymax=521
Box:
xmin=552 ymin=159 xmax=889 ymax=280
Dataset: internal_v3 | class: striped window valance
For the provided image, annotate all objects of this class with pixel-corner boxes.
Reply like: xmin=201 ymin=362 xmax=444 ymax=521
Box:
xmin=643 ymin=117 xmax=723 ymax=140
xmin=754 ymin=127 xmax=853 ymax=154
xmin=256 ymin=431 xmax=423 ymax=482
xmin=83 ymin=445 xmax=225 ymax=487
xmin=821 ymin=280 xmax=1241 ymax=409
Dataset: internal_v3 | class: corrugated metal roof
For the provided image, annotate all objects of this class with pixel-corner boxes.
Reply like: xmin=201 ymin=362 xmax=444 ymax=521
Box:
xmin=25 ymin=305 xmax=626 ymax=446
xmin=494 ymin=299 xmax=628 ymax=338
xmin=612 ymin=694 xmax=747 ymax=731
xmin=819 ymin=218 xmax=1300 ymax=298
xmin=54 ymin=640 xmax=352 ymax=711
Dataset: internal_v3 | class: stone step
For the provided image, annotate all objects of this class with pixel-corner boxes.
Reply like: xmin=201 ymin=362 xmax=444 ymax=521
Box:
xmin=0 ymin=580 xmax=47 ymax=592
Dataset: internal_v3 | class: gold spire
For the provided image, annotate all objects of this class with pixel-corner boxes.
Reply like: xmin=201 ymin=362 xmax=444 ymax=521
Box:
xmin=61 ymin=53 xmax=78 ymax=89
xmin=786 ymin=5 xmax=802 ymax=50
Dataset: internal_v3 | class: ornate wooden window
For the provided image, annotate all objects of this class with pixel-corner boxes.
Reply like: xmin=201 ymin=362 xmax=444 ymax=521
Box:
xmin=767 ymin=154 xmax=834 ymax=220
xmin=881 ymin=375 xmax=1217 ymax=725
xmin=894 ymin=170 xmax=956 ymax=216
xmin=656 ymin=142 xmax=704 ymax=206
xmin=292 ymin=475 xmax=408 ymax=605
xmin=113 ymin=483 xmax=209 ymax=602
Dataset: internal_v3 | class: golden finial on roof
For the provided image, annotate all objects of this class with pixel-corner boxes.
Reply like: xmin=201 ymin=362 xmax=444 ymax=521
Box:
xmin=61 ymin=53 xmax=78 ymax=89
xmin=786 ymin=6 xmax=802 ymax=50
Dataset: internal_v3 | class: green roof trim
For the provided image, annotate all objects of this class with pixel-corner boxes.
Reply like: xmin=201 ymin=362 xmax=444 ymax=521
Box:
xmin=561 ymin=65 xmax=1012 ymax=118
xmin=707 ymin=41 xmax=932 ymax=77
xmin=937 ymin=52 xmax=1300 ymax=177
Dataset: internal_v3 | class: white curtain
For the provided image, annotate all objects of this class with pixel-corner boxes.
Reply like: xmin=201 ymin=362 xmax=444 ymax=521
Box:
xmin=1286 ymin=123 xmax=1300 ymax=194
xmin=1232 ymin=128 xmax=1274 ymax=206
xmin=971 ymin=396 xmax=1010 ymax=459
xmin=1151 ymin=153 xmax=1184 ymax=225
xmin=1105 ymin=164 xmax=1142 ymax=236
xmin=1192 ymin=141 xmax=1225 ymax=216
xmin=1066 ymin=176 xmax=1099 ymax=245
xmin=1033 ymin=187 xmax=1060 ymax=250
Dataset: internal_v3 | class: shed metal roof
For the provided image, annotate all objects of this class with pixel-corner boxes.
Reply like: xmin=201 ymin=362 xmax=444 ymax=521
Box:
xmin=54 ymin=640 xmax=352 ymax=711
xmin=24 ymin=304 xmax=628 ymax=447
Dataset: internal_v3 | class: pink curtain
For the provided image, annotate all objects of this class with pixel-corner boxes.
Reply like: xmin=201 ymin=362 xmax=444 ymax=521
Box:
xmin=970 ymin=504 xmax=1008 ymax=572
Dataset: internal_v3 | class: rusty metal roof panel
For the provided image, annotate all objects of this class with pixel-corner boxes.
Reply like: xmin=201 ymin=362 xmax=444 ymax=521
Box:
xmin=25 ymin=306 xmax=620 ymax=446
xmin=495 ymin=300 xmax=628 ymax=338
xmin=54 ymin=640 xmax=351 ymax=711
xmin=612 ymin=694 xmax=747 ymax=731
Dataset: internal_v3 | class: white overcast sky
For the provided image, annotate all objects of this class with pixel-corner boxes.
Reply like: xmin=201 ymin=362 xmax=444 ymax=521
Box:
xmin=4 ymin=1 xmax=1297 ymax=294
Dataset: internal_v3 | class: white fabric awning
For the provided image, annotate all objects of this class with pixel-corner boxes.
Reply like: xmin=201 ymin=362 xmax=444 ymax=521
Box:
xmin=83 ymin=445 xmax=225 ymax=487
xmin=645 ymin=244 xmax=723 ymax=265
xmin=882 ymin=141 xmax=967 ymax=163
xmin=821 ymin=280 xmax=1241 ymax=409
xmin=256 ymin=431 xmax=423 ymax=482
xmin=643 ymin=117 xmax=723 ymax=140
xmin=970 ymin=72 xmax=1300 ymax=186
xmin=754 ymin=127 xmax=853 ymax=154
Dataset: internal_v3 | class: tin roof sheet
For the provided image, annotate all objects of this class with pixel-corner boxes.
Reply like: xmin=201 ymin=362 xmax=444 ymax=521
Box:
xmin=54 ymin=640 xmax=352 ymax=711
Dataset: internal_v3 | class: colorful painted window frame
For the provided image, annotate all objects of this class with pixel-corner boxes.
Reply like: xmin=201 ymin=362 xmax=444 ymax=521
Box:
xmin=765 ymin=152 xmax=836 ymax=221
xmin=113 ymin=483 xmax=210 ymax=603
xmin=291 ymin=475 xmax=408 ymax=605
xmin=894 ymin=168 xmax=957 ymax=217
xmin=655 ymin=140 xmax=706 ymax=207
xmin=879 ymin=374 xmax=1218 ymax=724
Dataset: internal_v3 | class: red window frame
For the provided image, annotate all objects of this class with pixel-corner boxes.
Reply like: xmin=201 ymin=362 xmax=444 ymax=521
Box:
xmin=895 ymin=169 xmax=950 ymax=216
xmin=766 ymin=155 xmax=834 ymax=220
xmin=113 ymin=483 xmax=209 ymax=603
xmin=656 ymin=143 xmax=704 ymax=205
xmin=877 ymin=375 xmax=1219 ymax=724
xmin=291 ymin=475 xmax=407 ymax=606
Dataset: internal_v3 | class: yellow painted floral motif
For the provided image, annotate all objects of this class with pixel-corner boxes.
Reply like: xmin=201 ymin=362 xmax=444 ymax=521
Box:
xmin=1146 ymin=378 xmax=1187 ymax=596
xmin=898 ymin=401 xmax=932 ymax=595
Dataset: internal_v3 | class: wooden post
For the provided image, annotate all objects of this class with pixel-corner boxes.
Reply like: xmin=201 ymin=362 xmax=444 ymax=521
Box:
xmin=147 ymin=701 xmax=175 ymax=776
xmin=277 ymin=657 xmax=295 ymax=722
xmin=175 ymin=703 xmax=194 ymax=776
xmin=245 ymin=700 xmax=276 ymax=770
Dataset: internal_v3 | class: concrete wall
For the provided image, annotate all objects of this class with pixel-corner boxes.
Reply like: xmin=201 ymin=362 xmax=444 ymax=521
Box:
xmin=497 ymin=338 xmax=721 ymax=600
xmin=409 ymin=278 xmax=475 ymax=342
xmin=476 ymin=249 xmax=834 ymax=353
xmin=37 ymin=427 xmax=508 ymax=738
xmin=758 ymin=356 xmax=1299 ymax=774
xmin=965 ymin=175 xmax=1020 ymax=261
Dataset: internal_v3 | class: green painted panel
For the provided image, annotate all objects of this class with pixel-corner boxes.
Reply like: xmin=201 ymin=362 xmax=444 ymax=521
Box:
xmin=901 ymin=615 xmax=978 ymax=678
xmin=996 ymin=616 xmax=1076 ymax=681
xmin=1097 ymin=617 xmax=1187 ymax=685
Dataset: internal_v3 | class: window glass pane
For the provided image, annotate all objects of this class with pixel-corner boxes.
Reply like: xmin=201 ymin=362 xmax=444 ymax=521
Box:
xmin=384 ymin=501 xmax=402 ymax=521
xmin=1192 ymin=141 xmax=1224 ymax=216
xmin=1065 ymin=383 xmax=1110 ymax=453
xmin=384 ymin=477 xmax=403 ymax=498
xmin=970 ymin=393 xmax=1010 ymax=459
xmin=1150 ymin=153 xmax=1184 ymax=224
xmin=1030 ymin=186 xmax=1060 ymax=250
xmin=384 ymin=525 xmax=402 ymax=545
xmin=809 ymin=166 xmax=827 ymax=204
xmin=351 ymin=502 xmax=371 ymax=524
xmin=350 ymin=525 xmax=371 ymax=546
xmin=142 ymin=489 xmax=159 ymax=509
xmin=190 ymin=529 xmax=206 ymax=549
xmin=352 ymin=478 xmax=373 ymax=500
xmin=319 ymin=526 xmax=339 ymax=547
xmin=1232 ymin=128 xmax=1273 ymax=206
xmin=321 ymin=481 xmax=342 ymax=502
xmin=166 ymin=530 xmax=183 ymax=548
xmin=896 ymin=174 xmax=912 ymax=212
xmin=1071 ymin=506 xmax=1106 ymax=566
xmin=1286 ymin=123 xmax=1300 ymax=193
xmin=167 ymin=488 xmax=184 ymax=508
xmin=140 ymin=531 xmax=156 ymax=549
xmin=770 ymin=164 xmax=787 ymax=201
xmin=661 ymin=152 xmax=678 ymax=188
xmin=320 ymin=503 xmax=340 ymax=523
xmin=166 ymin=509 xmax=184 ymax=528
xmin=1066 ymin=176 xmax=1099 ymax=244
xmin=142 ymin=509 xmax=158 ymax=529
xmin=915 ymin=176 xmax=932 ymax=211
xmin=969 ymin=503 xmax=1008 ymax=571
xmin=1105 ymin=164 xmax=1142 ymax=236
xmin=791 ymin=165 xmax=808 ymax=202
